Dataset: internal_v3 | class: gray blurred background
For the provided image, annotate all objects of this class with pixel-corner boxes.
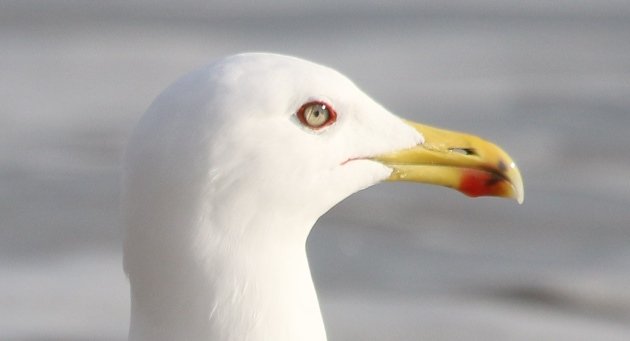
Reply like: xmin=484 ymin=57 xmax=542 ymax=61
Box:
xmin=2 ymin=1 xmax=629 ymax=340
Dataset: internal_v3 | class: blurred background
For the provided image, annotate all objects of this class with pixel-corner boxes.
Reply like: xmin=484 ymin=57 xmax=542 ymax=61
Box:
xmin=2 ymin=1 xmax=629 ymax=340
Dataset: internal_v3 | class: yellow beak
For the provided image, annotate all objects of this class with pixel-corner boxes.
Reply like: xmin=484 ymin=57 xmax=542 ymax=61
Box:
xmin=372 ymin=120 xmax=524 ymax=204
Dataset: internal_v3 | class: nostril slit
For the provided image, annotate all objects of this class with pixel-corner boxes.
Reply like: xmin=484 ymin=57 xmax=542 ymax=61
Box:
xmin=449 ymin=147 xmax=477 ymax=156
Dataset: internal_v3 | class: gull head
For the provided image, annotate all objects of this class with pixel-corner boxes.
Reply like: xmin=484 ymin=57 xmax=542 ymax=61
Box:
xmin=123 ymin=53 xmax=523 ymax=340
xmin=126 ymin=53 xmax=522 ymax=237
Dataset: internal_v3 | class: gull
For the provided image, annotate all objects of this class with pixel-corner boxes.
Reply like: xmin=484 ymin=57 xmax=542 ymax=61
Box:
xmin=123 ymin=53 xmax=523 ymax=341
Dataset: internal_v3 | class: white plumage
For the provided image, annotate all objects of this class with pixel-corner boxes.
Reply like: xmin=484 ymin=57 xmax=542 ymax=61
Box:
xmin=123 ymin=53 xmax=522 ymax=341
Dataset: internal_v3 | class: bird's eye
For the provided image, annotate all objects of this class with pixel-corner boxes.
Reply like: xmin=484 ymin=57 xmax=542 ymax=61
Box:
xmin=297 ymin=101 xmax=337 ymax=129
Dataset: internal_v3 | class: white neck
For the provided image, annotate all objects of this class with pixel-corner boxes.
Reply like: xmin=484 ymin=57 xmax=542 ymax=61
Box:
xmin=125 ymin=203 xmax=327 ymax=341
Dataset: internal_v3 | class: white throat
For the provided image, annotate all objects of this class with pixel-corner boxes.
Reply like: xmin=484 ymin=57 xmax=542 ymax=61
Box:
xmin=125 ymin=201 xmax=327 ymax=341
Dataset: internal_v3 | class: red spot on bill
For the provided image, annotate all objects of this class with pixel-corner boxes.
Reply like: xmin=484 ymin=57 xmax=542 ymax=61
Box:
xmin=459 ymin=169 xmax=509 ymax=198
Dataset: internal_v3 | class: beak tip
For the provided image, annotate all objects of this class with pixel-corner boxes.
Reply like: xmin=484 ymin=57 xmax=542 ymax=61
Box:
xmin=514 ymin=180 xmax=525 ymax=205
xmin=510 ymin=166 xmax=525 ymax=205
